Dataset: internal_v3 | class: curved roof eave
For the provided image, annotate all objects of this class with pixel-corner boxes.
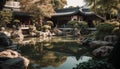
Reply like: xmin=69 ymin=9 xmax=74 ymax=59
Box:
xmin=52 ymin=11 xmax=80 ymax=17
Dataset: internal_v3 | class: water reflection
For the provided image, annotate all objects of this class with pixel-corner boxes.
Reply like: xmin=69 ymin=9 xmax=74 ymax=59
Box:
xmin=13 ymin=36 xmax=52 ymax=45
xmin=19 ymin=36 xmax=91 ymax=69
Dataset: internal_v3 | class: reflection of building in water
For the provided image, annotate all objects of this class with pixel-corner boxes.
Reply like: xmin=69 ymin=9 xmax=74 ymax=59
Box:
xmin=19 ymin=37 xmax=83 ymax=69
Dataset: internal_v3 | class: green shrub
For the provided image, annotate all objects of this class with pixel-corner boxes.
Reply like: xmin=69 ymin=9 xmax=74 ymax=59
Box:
xmin=95 ymin=31 xmax=109 ymax=40
xmin=0 ymin=10 xmax=12 ymax=27
xmin=73 ymin=60 xmax=115 ymax=69
xmin=96 ymin=23 xmax=115 ymax=33
xmin=34 ymin=22 xmax=41 ymax=31
xmin=96 ymin=23 xmax=116 ymax=40
xmin=68 ymin=20 xmax=80 ymax=28
xmin=78 ymin=21 xmax=88 ymax=34
xmin=68 ymin=20 xmax=88 ymax=34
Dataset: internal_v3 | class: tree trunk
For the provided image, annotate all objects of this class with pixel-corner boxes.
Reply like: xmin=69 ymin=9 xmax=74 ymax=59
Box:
xmin=37 ymin=17 xmax=43 ymax=26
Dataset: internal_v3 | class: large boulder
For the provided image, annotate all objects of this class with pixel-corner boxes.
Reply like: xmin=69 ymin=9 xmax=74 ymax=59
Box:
xmin=89 ymin=35 xmax=118 ymax=48
xmin=89 ymin=41 xmax=111 ymax=48
xmin=53 ymin=28 xmax=64 ymax=36
xmin=80 ymin=38 xmax=93 ymax=45
xmin=92 ymin=46 xmax=113 ymax=58
xmin=0 ymin=32 xmax=13 ymax=47
xmin=0 ymin=49 xmax=29 ymax=69
xmin=11 ymin=28 xmax=24 ymax=42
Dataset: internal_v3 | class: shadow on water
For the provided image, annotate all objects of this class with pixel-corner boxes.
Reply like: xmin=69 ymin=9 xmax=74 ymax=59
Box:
xmin=19 ymin=36 xmax=92 ymax=69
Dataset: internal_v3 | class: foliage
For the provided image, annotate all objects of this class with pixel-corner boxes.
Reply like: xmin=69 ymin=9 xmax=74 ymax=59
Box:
xmin=0 ymin=10 xmax=12 ymax=27
xmin=42 ymin=25 xmax=51 ymax=30
xmin=13 ymin=19 xmax=20 ymax=23
xmin=20 ymin=0 xmax=67 ymax=18
xmin=78 ymin=21 xmax=88 ymax=34
xmin=52 ymin=0 xmax=67 ymax=9
xmin=84 ymin=0 xmax=120 ymax=19
xmin=46 ymin=21 xmax=53 ymax=26
xmin=68 ymin=20 xmax=88 ymax=34
xmin=112 ymin=27 xmax=120 ymax=37
xmin=95 ymin=31 xmax=109 ymax=40
xmin=68 ymin=20 xmax=80 ymax=28
xmin=19 ymin=0 xmax=66 ymax=28
xmin=73 ymin=59 xmax=115 ymax=69
xmin=35 ymin=22 xmax=41 ymax=31
xmin=0 ymin=0 xmax=6 ymax=10
xmin=96 ymin=23 xmax=115 ymax=33
xmin=106 ymin=20 xmax=120 ymax=27
xmin=95 ymin=22 xmax=116 ymax=40
xmin=78 ymin=21 xmax=88 ymax=28
xmin=29 ymin=25 xmax=37 ymax=32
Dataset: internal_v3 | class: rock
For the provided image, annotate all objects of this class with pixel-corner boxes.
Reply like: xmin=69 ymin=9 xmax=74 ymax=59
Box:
xmin=0 ymin=32 xmax=13 ymax=47
xmin=92 ymin=46 xmax=113 ymax=58
xmin=53 ymin=28 xmax=64 ymax=36
xmin=0 ymin=32 xmax=29 ymax=69
xmin=0 ymin=49 xmax=30 ymax=69
xmin=1 ymin=58 xmax=24 ymax=69
xmin=20 ymin=56 xmax=30 ymax=69
xmin=89 ymin=35 xmax=118 ymax=48
xmin=11 ymin=28 xmax=24 ymax=41
xmin=104 ymin=35 xmax=118 ymax=45
xmin=0 ymin=49 xmax=20 ymax=58
xmin=0 ymin=27 xmax=11 ymax=37
xmin=89 ymin=35 xmax=118 ymax=47
xmin=80 ymin=38 xmax=93 ymax=45
xmin=89 ymin=41 xmax=111 ymax=48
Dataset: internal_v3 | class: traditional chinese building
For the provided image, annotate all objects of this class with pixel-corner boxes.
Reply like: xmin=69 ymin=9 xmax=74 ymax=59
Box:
xmin=51 ymin=7 xmax=105 ymax=27
xmin=3 ymin=0 xmax=32 ymax=26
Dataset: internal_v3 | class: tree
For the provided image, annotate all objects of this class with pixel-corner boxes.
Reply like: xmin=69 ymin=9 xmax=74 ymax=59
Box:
xmin=20 ymin=0 xmax=67 ymax=27
xmin=84 ymin=0 xmax=120 ymax=20
xmin=52 ymin=0 xmax=67 ymax=9
xmin=0 ymin=10 xmax=12 ymax=27
xmin=0 ymin=0 xmax=6 ymax=10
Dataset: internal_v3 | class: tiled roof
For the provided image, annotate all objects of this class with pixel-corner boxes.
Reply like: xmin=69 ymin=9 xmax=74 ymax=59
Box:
xmin=13 ymin=11 xmax=31 ymax=17
xmin=52 ymin=7 xmax=105 ymax=20
xmin=52 ymin=7 xmax=94 ymax=16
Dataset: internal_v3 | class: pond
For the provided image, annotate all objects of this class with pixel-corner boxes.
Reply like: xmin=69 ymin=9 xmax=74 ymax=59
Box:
xmin=19 ymin=36 xmax=92 ymax=69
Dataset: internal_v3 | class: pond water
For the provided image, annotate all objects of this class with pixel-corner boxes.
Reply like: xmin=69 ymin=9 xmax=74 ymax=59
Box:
xmin=19 ymin=36 xmax=92 ymax=69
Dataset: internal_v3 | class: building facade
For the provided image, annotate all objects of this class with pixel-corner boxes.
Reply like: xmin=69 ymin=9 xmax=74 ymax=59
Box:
xmin=3 ymin=0 xmax=31 ymax=27
xmin=51 ymin=7 xmax=105 ymax=28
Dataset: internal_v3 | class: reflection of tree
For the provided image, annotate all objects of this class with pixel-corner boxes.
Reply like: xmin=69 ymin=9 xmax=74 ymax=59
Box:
xmin=40 ymin=51 xmax=67 ymax=67
xmin=20 ymin=44 xmax=67 ymax=68
xmin=19 ymin=37 xmax=88 ymax=68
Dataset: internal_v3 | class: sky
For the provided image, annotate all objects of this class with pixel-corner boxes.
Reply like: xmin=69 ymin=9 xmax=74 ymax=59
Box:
xmin=65 ymin=0 xmax=86 ymax=7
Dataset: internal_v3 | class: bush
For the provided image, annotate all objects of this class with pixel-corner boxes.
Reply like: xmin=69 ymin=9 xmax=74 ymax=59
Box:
xmin=96 ymin=23 xmax=115 ymax=33
xmin=68 ymin=20 xmax=80 ymax=28
xmin=95 ymin=31 xmax=109 ymax=40
xmin=96 ymin=23 xmax=116 ymax=40
xmin=78 ymin=21 xmax=88 ymax=34
xmin=46 ymin=21 xmax=53 ymax=26
xmin=73 ymin=60 xmax=115 ymax=69
xmin=0 ymin=10 xmax=12 ymax=27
